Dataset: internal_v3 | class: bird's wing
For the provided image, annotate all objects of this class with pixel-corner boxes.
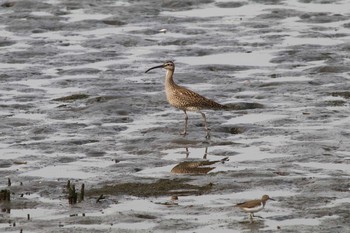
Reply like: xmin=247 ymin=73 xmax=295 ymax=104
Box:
xmin=235 ymin=199 xmax=261 ymax=208
xmin=176 ymin=87 xmax=225 ymax=109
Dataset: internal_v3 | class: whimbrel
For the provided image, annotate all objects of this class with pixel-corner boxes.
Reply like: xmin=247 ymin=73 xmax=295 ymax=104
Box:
xmin=145 ymin=61 xmax=226 ymax=138
xmin=235 ymin=195 xmax=275 ymax=223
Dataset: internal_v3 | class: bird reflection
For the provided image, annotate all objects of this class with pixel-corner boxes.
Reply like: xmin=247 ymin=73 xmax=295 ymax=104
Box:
xmin=1 ymin=208 xmax=10 ymax=214
xmin=171 ymin=147 xmax=228 ymax=174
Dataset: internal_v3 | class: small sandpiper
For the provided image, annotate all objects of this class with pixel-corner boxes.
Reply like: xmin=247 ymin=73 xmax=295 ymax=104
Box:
xmin=235 ymin=194 xmax=275 ymax=223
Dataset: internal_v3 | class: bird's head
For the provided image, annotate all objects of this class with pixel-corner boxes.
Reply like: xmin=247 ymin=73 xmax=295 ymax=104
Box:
xmin=145 ymin=61 xmax=175 ymax=73
xmin=262 ymin=195 xmax=275 ymax=202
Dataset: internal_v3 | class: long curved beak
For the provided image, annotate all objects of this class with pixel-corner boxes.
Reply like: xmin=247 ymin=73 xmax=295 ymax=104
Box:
xmin=145 ymin=64 xmax=164 ymax=73
xmin=269 ymin=198 xmax=275 ymax=201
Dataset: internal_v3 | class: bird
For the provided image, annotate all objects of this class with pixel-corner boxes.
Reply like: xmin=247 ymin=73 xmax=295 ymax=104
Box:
xmin=235 ymin=195 xmax=275 ymax=223
xmin=145 ymin=61 xmax=226 ymax=138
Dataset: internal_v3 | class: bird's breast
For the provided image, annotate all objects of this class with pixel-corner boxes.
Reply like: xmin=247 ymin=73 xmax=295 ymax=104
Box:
xmin=165 ymin=87 xmax=188 ymax=110
xmin=242 ymin=203 xmax=264 ymax=213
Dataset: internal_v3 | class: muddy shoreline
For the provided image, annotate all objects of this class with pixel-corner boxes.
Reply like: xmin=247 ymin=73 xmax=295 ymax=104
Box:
xmin=1 ymin=0 xmax=350 ymax=232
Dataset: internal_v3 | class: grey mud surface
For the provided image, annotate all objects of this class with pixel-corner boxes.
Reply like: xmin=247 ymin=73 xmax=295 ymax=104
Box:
xmin=0 ymin=0 xmax=350 ymax=232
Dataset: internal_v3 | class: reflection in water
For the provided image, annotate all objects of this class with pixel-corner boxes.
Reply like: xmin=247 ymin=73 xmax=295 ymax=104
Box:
xmin=0 ymin=189 xmax=11 ymax=213
xmin=240 ymin=220 xmax=265 ymax=232
xmin=155 ymin=195 xmax=179 ymax=206
xmin=184 ymin=147 xmax=207 ymax=159
xmin=171 ymin=147 xmax=228 ymax=174
xmin=1 ymin=207 xmax=10 ymax=214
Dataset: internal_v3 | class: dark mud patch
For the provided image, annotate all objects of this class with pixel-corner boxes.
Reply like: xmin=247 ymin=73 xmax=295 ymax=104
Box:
xmin=216 ymin=125 xmax=248 ymax=135
xmin=87 ymin=178 xmax=213 ymax=197
xmin=271 ymin=45 xmax=334 ymax=64
xmin=199 ymin=64 xmax=252 ymax=72
xmin=160 ymin=0 xmax=213 ymax=10
xmin=299 ymin=12 xmax=347 ymax=24
xmin=225 ymin=102 xmax=264 ymax=110
xmin=307 ymin=65 xmax=350 ymax=74
xmin=1 ymin=2 xmax=15 ymax=8
xmin=320 ymin=100 xmax=346 ymax=107
xmin=101 ymin=17 xmax=126 ymax=26
xmin=0 ymin=38 xmax=16 ymax=47
xmin=215 ymin=1 xmax=246 ymax=8
xmin=257 ymin=8 xmax=301 ymax=20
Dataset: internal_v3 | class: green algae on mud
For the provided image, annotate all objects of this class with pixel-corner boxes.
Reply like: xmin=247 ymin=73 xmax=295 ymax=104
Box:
xmin=52 ymin=93 xmax=89 ymax=102
xmin=87 ymin=178 xmax=213 ymax=197
xmin=331 ymin=91 xmax=350 ymax=99
xmin=322 ymin=100 xmax=346 ymax=107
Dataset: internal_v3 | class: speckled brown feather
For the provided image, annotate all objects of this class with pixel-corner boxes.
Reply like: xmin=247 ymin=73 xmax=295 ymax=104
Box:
xmin=166 ymin=83 xmax=227 ymax=111
xmin=171 ymin=157 xmax=228 ymax=174
xmin=171 ymin=161 xmax=216 ymax=174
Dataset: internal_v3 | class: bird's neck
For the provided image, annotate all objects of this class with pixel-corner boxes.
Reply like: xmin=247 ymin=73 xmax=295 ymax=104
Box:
xmin=165 ymin=69 xmax=176 ymax=87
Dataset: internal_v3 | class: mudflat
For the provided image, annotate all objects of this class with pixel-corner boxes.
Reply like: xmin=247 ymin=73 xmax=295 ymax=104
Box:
xmin=0 ymin=0 xmax=349 ymax=232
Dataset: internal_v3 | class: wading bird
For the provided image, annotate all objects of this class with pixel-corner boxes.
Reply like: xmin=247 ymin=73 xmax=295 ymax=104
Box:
xmin=235 ymin=194 xmax=275 ymax=223
xmin=145 ymin=61 xmax=226 ymax=138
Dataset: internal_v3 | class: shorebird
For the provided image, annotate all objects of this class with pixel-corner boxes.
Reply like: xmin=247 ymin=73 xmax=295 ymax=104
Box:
xmin=235 ymin=195 xmax=275 ymax=223
xmin=145 ymin=61 xmax=226 ymax=138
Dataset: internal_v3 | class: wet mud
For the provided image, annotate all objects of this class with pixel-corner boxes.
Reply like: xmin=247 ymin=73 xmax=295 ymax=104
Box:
xmin=1 ymin=0 xmax=350 ymax=232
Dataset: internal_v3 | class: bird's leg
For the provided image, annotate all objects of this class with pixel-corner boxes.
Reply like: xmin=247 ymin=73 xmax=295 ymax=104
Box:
xmin=203 ymin=147 xmax=208 ymax=159
xmin=180 ymin=110 xmax=188 ymax=136
xmin=185 ymin=147 xmax=189 ymax=158
xmin=199 ymin=111 xmax=210 ymax=139
xmin=249 ymin=213 xmax=254 ymax=223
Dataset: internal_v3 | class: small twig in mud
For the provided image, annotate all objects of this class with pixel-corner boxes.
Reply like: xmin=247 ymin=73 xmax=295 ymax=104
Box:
xmin=68 ymin=184 xmax=78 ymax=204
xmin=27 ymin=214 xmax=30 ymax=220
xmin=8 ymin=178 xmax=11 ymax=186
xmin=67 ymin=181 xmax=85 ymax=204
xmin=96 ymin=194 xmax=105 ymax=203
xmin=79 ymin=183 xmax=85 ymax=202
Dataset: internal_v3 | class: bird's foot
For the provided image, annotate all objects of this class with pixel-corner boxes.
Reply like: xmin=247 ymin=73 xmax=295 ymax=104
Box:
xmin=205 ymin=133 xmax=211 ymax=140
xmin=180 ymin=131 xmax=188 ymax=136
xmin=249 ymin=213 xmax=254 ymax=223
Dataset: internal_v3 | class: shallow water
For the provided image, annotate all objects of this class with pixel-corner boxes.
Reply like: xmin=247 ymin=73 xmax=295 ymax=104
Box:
xmin=1 ymin=0 xmax=350 ymax=232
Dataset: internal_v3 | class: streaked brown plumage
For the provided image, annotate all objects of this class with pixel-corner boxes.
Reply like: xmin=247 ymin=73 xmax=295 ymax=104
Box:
xmin=171 ymin=156 xmax=228 ymax=174
xmin=171 ymin=161 xmax=216 ymax=174
xmin=145 ymin=61 xmax=226 ymax=138
xmin=235 ymin=195 xmax=274 ymax=222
